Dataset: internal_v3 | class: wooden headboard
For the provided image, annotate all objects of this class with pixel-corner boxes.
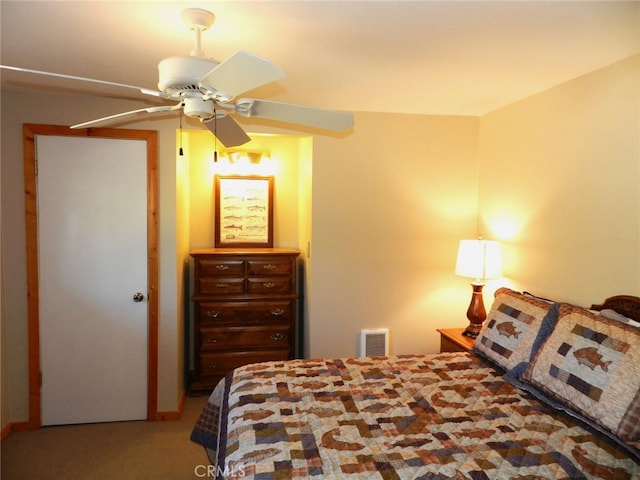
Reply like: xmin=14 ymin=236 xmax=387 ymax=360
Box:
xmin=590 ymin=295 xmax=640 ymax=322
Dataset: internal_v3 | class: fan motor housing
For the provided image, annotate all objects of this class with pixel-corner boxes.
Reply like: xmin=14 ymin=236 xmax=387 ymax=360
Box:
xmin=182 ymin=97 xmax=215 ymax=119
xmin=157 ymin=56 xmax=219 ymax=95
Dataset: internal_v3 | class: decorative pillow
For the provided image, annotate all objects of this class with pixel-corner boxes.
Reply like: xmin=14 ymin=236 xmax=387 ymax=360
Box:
xmin=522 ymin=291 xmax=556 ymax=304
xmin=523 ymin=304 xmax=640 ymax=450
xmin=599 ymin=308 xmax=640 ymax=327
xmin=472 ymin=288 xmax=559 ymax=377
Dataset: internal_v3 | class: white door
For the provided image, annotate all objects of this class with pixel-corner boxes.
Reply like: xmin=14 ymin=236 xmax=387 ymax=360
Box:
xmin=37 ymin=135 xmax=148 ymax=425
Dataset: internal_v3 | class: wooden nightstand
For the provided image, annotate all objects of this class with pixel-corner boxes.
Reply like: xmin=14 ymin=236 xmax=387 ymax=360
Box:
xmin=437 ymin=328 xmax=475 ymax=353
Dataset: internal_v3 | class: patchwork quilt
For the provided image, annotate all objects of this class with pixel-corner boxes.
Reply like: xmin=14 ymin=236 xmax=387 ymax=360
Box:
xmin=191 ymin=353 xmax=640 ymax=479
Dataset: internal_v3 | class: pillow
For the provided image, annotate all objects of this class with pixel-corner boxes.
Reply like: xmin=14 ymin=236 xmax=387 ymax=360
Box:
xmin=599 ymin=308 xmax=640 ymax=327
xmin=522 ymin=304 xmax=640 ymax=450
xmin=522 ymin=291 xmax=556 ymax=304
xmin=472 ymin=288 xmax=559 ymax=377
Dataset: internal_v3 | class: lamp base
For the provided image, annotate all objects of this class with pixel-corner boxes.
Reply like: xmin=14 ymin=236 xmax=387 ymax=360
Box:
xmin=464 ymin=283 xmax=487 ymax=339
xmin=462 ymin=323 xmax=482 ymax=338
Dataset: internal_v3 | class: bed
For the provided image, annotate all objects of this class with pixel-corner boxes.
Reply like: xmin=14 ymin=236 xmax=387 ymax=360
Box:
xmin=191 ymin=289 xmax=640 ymax=479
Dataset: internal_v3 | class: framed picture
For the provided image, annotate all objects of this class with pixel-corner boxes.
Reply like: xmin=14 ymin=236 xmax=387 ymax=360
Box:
xmin=214 ymin=175 xmax=274 ymax=248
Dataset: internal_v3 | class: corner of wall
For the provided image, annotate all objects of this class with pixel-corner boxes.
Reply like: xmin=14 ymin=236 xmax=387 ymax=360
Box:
xmin=476 ymin=55 xmax=640 ymax=302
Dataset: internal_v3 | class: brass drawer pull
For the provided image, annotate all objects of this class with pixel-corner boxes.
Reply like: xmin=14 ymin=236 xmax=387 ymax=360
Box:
xmin=270 ymin=308 xmax=285 ymax=316
xmin=207 ymin=311 xmax=220 ymax=318
xmin=262 ymin=264 xmax=276 ymax=270
xmin=215 ymin=264 xmax=229 ymax=271
xmin=270 ymin=333 xmax=284 ymax=341
xmin=207 ymin=363 xmax=217 ymax=369
xmin=215 ymin=283 xmax=228 ymax=288
xmin=263 ymin=282 xmax=276 ymax=288
xmin=206 ymin=336 xmax=218 ymax=343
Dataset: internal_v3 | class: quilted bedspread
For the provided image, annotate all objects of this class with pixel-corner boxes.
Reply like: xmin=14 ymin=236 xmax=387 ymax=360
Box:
xmin=191 ymin=353 xmax=640 ymax=479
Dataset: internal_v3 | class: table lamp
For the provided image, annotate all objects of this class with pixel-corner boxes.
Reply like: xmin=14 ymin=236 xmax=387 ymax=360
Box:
xmin=455 ymin=238 xmax=502 ymax=338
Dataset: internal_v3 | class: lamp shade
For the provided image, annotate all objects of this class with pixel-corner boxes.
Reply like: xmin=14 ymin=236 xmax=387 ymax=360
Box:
xmin=455 ymin=239 xmax=502 ymax=282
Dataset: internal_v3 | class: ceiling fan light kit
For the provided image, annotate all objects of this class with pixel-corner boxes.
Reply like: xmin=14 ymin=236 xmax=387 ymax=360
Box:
xmin=0 ymin=7 xmax=354 ymax=148
xmin=182 ymin=97 xmax=215 ymax=120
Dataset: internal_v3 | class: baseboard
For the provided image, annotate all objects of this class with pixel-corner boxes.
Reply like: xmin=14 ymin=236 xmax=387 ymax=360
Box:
xmin=1 ymin=421 xmax=29 ymax=442
xmin=154 ymin=388 xmax=187 ymax=421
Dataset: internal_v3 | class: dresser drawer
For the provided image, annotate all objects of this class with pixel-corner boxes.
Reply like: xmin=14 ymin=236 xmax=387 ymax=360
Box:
xmin=196 ymin=258 xmax=244 ymax=276
xmin=198 ymin=325 xmax=290 ymax=350
xmin=197 ymin=301 xmax=293 ymax=324
xmin=198 ymin=277 xmax=245 ymax=295
xmin=247 ymin=277 xmax=292 ymax=294
xmin=198 ymin=350 xmax=290 ymax=376
xmin=248 ymin=258 xmax=292 ymax=276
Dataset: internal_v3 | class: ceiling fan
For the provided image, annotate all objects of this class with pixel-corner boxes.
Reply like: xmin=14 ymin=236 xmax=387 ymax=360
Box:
xmin=1 ymin=8 xmax=354 ymax=148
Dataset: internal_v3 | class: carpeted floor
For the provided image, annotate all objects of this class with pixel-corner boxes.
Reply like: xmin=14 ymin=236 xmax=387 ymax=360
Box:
xmin=1 ymin=395 xmax=211 ymax=480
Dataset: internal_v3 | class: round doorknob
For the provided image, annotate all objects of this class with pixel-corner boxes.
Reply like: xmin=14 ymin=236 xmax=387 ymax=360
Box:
xmin=133 ymin=292 xmax=145 ymax=302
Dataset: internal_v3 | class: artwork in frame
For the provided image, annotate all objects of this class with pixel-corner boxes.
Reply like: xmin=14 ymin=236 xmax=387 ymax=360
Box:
xmin=214 ymin=175 xmax=274 ymax=248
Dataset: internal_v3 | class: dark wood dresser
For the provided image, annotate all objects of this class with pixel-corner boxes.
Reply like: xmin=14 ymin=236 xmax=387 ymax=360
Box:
xmin=190 ymin=248 xmax=300 ymax=394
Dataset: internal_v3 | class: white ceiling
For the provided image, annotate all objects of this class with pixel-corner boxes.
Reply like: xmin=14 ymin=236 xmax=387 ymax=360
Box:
xmin=1 ymin=0 xmax=638 ymax=117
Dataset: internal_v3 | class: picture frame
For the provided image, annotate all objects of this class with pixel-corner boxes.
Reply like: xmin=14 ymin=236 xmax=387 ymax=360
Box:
xmin=214 ymin=175 xmax=274 ymax=248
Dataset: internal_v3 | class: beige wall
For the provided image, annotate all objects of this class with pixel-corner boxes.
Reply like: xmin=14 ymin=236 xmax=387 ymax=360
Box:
xmin=478 ymin=54 xmax=640 ymax=305
xmin=175 ymin=131 xmax=191 ymax=400
xmin=308 ymin=113 xmax=480 ymax=357
xmin=184 ymin=130 xmax=306 ymax=251
xmin=1 ymin=148 xmax=5 ymax=430
xmin=2 ymin=54 xmax=638 ymax=431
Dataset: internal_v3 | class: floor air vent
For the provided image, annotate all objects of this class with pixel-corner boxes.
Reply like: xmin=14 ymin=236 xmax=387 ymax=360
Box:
xmin=360 ymin=328 xmax=389 ymax=357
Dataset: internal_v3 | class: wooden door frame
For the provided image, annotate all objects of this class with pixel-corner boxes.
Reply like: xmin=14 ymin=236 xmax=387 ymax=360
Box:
xmin=23 ymin=124 xmax=159 ymax=428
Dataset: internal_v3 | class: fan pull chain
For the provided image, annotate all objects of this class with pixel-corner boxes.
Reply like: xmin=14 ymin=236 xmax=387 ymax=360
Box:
xmin=213 ymin=108 xmax=218 ymax=162
xmin=178 ymin=105 xmax=184 ymax=156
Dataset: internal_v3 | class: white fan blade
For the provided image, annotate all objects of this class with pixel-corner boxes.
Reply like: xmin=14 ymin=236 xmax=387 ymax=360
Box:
xmin=199 ymin=51 xmax=284 ymax=100
xmin=202 ymin=114 xmax=251 ymax=148
xmin=0 ymin=65 xmax=167 ymax=98
xmin=71 ymin=103 xmax=182 ymax=129
xmin=235 ymin=99 xmax=354 ymax=131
